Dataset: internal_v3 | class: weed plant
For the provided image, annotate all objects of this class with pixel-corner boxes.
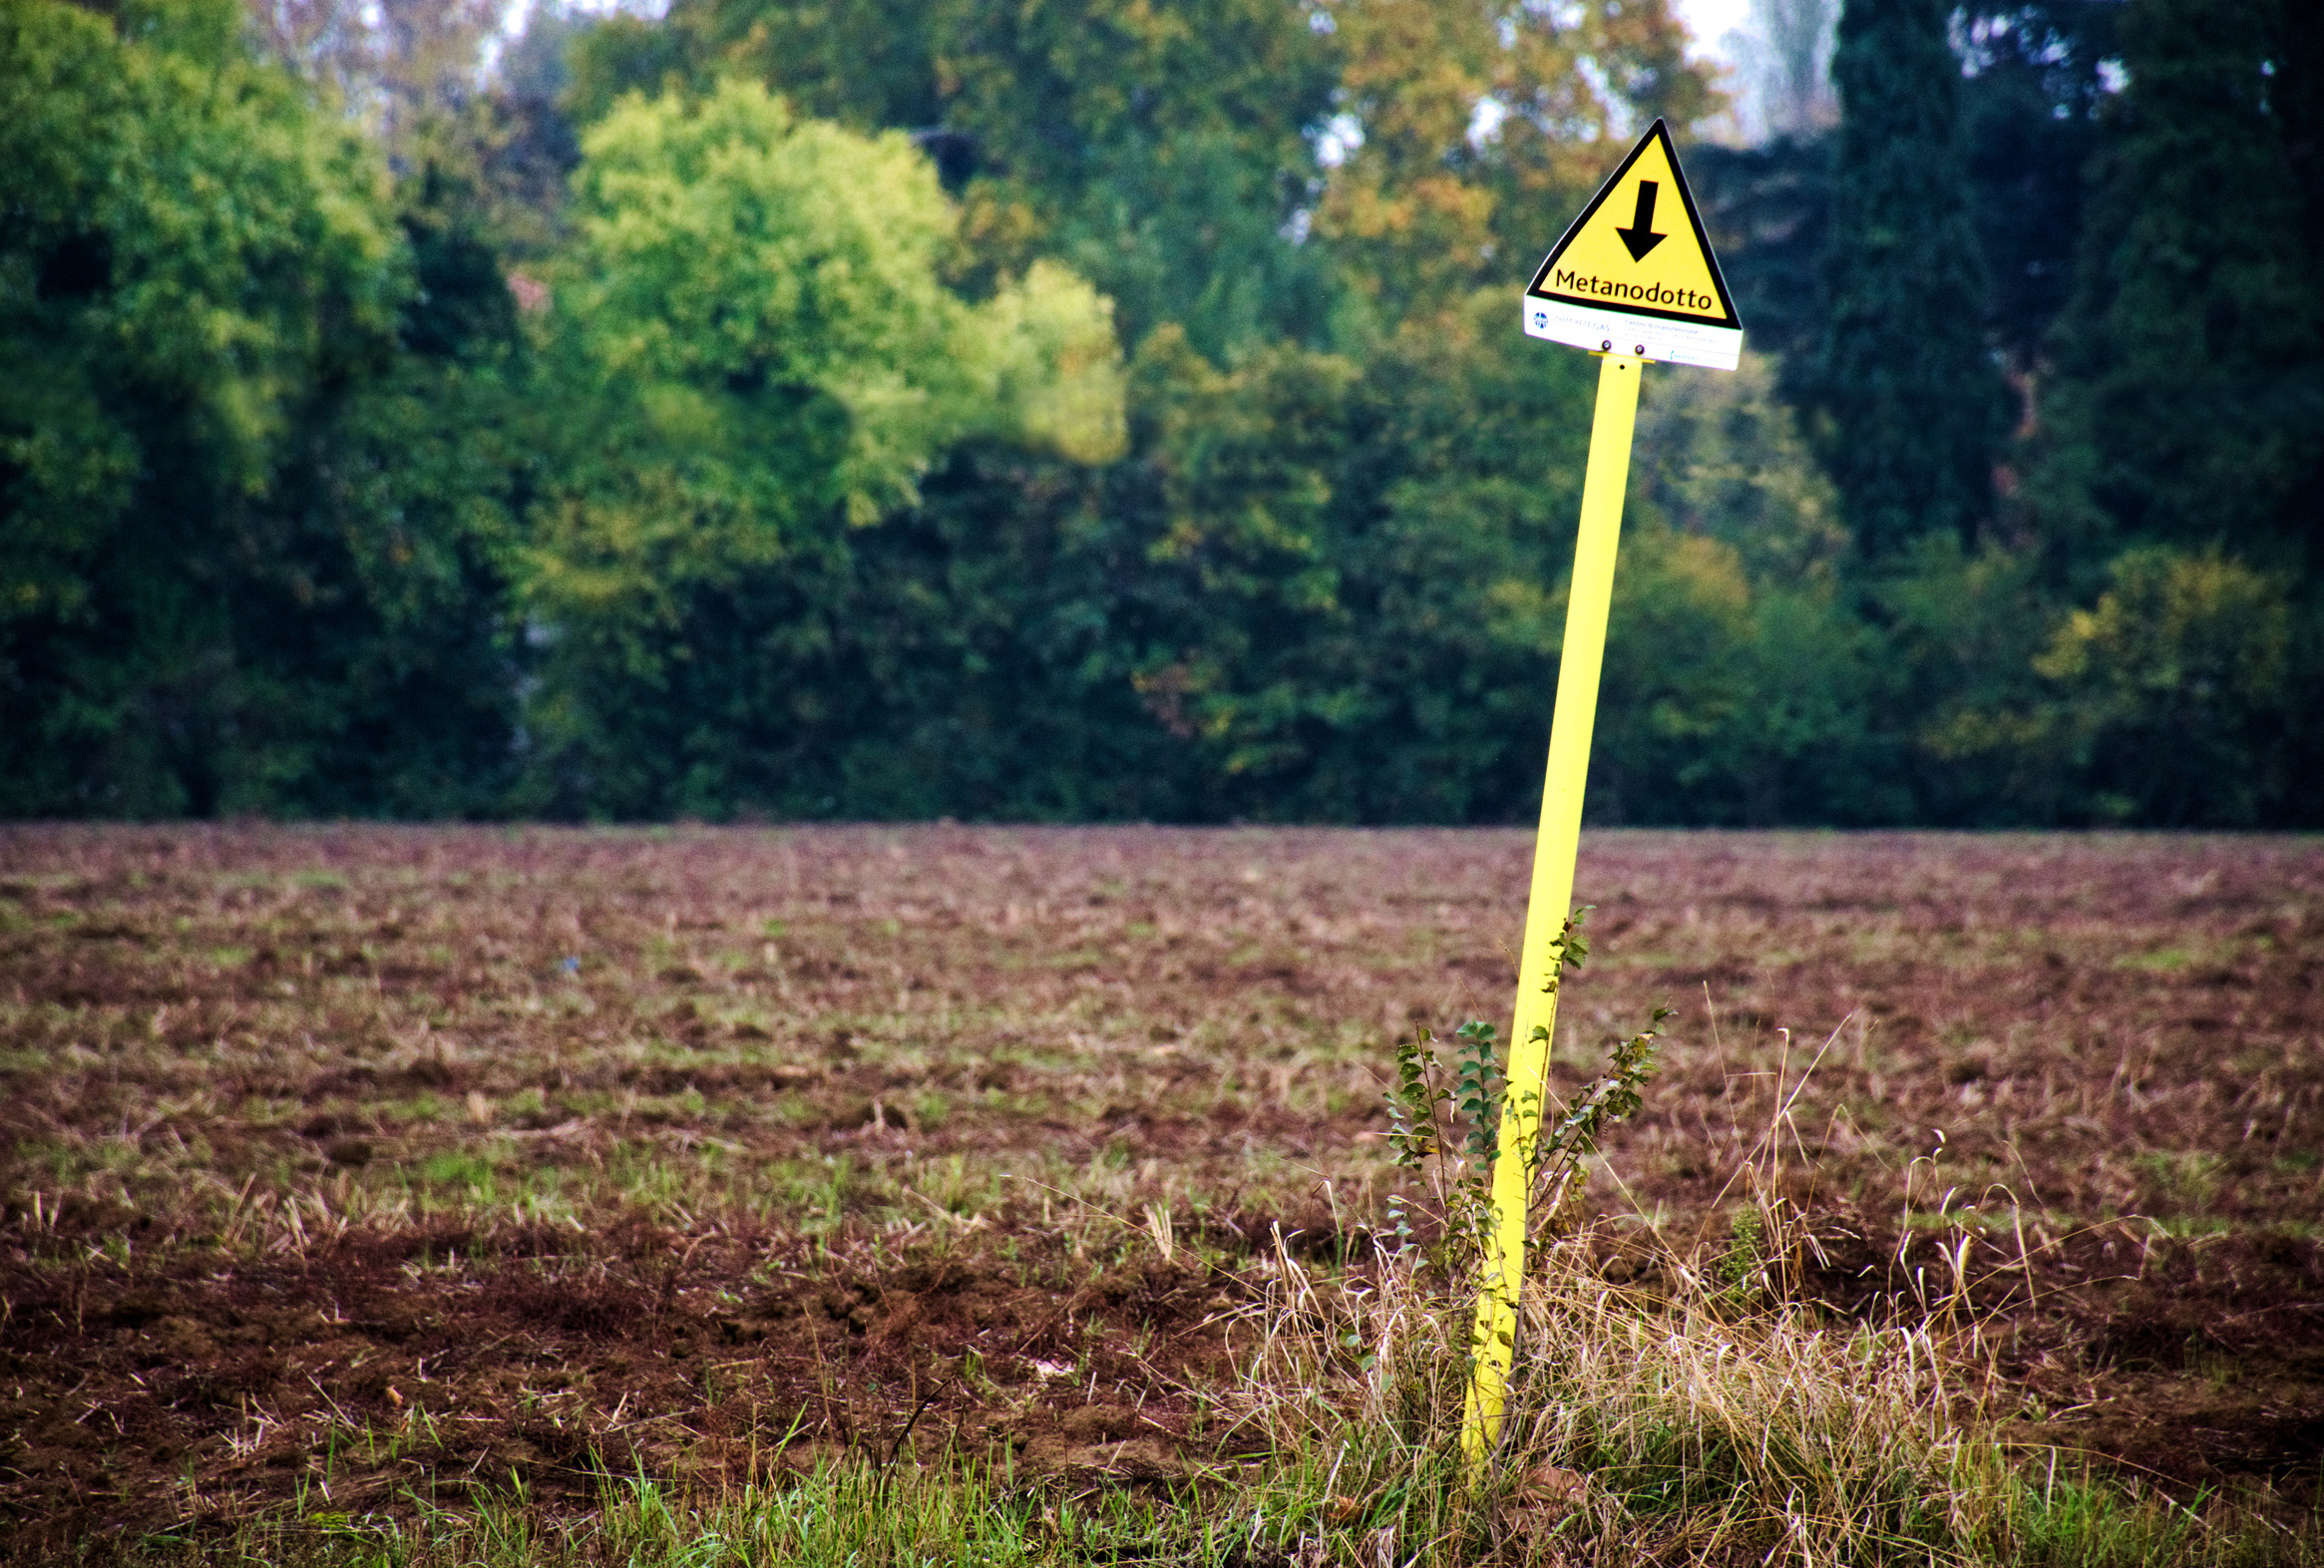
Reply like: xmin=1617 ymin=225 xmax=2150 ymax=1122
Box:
xmin=1382 ymin=911 xmax=1669 ymax=1280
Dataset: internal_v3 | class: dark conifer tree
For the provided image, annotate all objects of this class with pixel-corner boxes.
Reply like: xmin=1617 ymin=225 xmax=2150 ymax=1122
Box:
xmin=1812 ymin=0 xmax=2010 ymax=561
xmin=2025 ymin=0 xmax=2324 ymax=576
xmin=1958 ymin=4 xmax=2116 ymax=374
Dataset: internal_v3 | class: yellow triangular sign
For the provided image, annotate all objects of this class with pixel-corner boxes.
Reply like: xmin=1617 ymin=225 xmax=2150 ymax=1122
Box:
xmin=1523 ymin=120 xmax=1743 ymax=370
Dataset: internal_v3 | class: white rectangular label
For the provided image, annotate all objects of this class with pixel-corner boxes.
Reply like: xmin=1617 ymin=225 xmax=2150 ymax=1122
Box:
xmin=1522 ymin=298 xmax=1743 ymax=371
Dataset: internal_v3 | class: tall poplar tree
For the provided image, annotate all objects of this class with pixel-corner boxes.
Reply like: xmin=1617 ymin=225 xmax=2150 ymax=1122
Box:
xmin=1812 ymin=0 xmax=2009 ymax=561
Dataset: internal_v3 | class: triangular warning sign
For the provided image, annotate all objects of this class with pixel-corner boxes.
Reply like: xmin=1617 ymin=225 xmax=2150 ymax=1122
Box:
xmin=1522 ymin=120 xmax=1743 ymax=370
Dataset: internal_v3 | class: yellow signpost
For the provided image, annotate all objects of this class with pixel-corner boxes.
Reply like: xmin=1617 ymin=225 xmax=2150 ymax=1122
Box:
xmin=1462 ymin=120 xmax=1742 ymax=1462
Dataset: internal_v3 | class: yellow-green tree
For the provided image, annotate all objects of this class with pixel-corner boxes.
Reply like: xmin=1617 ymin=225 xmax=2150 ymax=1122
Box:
xmin=517 ymin=81 xmax=1124 ymax=815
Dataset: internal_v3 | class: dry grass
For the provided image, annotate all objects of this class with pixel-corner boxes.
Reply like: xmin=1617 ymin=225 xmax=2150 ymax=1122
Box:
xmin=1234 ymin=1205 xmax=2321 ymax=1567
xmin=1 ymin=824 xmax=2319 ymax=1558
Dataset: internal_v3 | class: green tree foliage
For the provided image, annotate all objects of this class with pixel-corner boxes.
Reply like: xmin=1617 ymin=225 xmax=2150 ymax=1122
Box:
xmin=926 ymin=0 xmax=1342 ymax=355
xmin=1957 ymin=5 xmax=2116 ymax=373
xmin=1694 ymin=5 xmax=2116 ymax=401
xmin=1811 ymin=0 xmax=2012 ymax=560
xmin=1690 ymin=136 xmax=1832 ymax=381
xmin=1316 ymin=0 xmax=1710 ymax=330
xmin=1878 ymin=537 xmax=2067 ymax=824
xmin=494 ymin=3 xmax=1745 ymax=823
xmin=1984 ymin=0 xmax=2324 ymax=826
xmin=2034 ymin=548 xmax=2296 ymax=825
xmin=2024 ymin=0 xmax=2324 ymax=572
xmin=0 ymin=0 xmax=519 ymax=817
xmin=514 ymin=82 xmax=1125 ymax=816
xmin=1129 ymin=295 xmax=1599 ymax=822
xmin=564 ymin=0 xmax=1343 ymax=361
xmin=1595 ymin=356 xmax=1891 ymax=824
xmin=747 ymin=299 xmax=1895 ymax=827
xmin=6 ymin=0 xmax=2318 ymax=827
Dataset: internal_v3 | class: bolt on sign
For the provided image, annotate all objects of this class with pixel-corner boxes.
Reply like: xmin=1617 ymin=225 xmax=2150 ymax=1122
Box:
xmin=1463 ymin=119 xmax=1743 ymax=1464
xmin=1522 ymin=119 xmax=1743 ymax=371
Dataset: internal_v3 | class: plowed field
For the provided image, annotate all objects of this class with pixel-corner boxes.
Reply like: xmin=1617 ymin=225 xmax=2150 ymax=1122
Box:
xmin=2 ymin=826 xmax=2319 ymax=1548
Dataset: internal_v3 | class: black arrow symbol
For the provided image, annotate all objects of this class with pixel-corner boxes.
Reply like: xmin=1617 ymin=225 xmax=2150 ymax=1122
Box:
xmin=1616 ymin=181 xmax=1665 ymax=261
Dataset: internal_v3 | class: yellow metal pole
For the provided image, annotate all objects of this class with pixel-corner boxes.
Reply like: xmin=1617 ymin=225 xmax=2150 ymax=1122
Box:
xmin=1461 ymin=352 xmax=1644 ymax=1462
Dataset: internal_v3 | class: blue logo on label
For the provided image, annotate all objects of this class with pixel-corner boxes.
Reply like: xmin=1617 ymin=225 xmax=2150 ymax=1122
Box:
xmin=1532 ymin=311 xmax=1546 ymax=328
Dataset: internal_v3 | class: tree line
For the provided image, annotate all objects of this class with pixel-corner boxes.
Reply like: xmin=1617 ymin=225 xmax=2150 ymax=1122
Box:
xmin=3 ymin=0 xmax=2317 ymax=825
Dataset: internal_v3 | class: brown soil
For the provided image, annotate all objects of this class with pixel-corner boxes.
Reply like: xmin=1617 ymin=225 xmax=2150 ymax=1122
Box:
xmin=1 ymin=826 xmax=2319 ymax=1546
